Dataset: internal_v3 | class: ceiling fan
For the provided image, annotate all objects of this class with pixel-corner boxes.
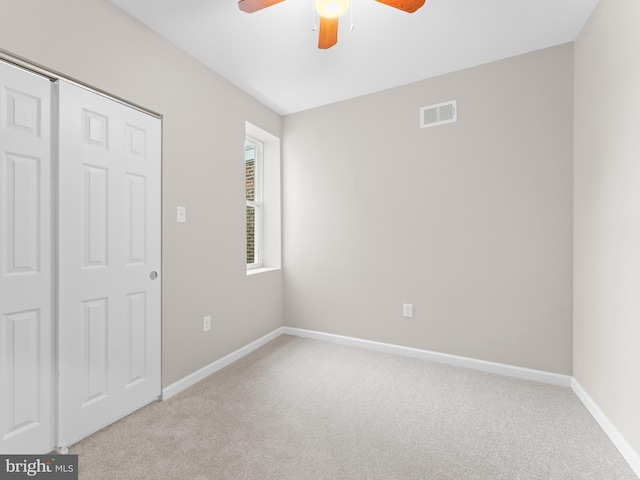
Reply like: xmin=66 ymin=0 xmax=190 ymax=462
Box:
xmin=238 ymin=0 xmax=426 ymax=49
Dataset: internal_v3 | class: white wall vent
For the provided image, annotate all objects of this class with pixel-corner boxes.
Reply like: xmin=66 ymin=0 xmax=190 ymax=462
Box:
xmin=420 ymin=100 xmax=457 ymax=128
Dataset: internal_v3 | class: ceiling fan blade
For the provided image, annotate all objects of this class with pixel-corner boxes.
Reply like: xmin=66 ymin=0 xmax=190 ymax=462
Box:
xmin=375 ymin=0 xmax=425 ymax=13
xmin=318 ymin=16 xmax=339 ymax=49
xmin=238 ymin=0 xmax=286 ymax=13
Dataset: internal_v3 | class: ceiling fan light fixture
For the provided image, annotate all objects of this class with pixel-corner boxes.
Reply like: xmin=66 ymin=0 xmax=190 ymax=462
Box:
xmin=314 ymin=0 xmax=350 ymax=18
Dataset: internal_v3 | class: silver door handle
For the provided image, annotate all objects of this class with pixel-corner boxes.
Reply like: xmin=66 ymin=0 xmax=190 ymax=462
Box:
xmin=149 ymin=271 xmax=158 ymax=280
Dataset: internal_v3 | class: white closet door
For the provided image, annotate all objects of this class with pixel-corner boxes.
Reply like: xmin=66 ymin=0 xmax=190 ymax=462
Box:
xmin=57 ymin=81 xmax=161 ymax=448
xmin=0 ymin=61 xmax=54 ymax=454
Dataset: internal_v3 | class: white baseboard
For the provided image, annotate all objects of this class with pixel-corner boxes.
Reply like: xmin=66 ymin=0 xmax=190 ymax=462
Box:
xmin=283 ymin=327 xmax=572 ymax=387
xmin=162 ymin=326 xmax=571 ymax=403
xmin=161 ymin=327 xmax=285 ymax=401
xmin=571 ymin=378 xmax=640 ymax=478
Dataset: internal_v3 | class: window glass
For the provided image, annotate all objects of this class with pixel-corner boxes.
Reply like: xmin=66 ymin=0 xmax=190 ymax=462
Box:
xmin=245 ymin=143 xmax=256 ymax=202
xmin=246 ymin=139 xmax=262 ymax=268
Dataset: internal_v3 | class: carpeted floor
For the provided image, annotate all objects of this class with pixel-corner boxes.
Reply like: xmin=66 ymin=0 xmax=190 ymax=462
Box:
xmin=69 ymin=334 xmax=637 ymax=479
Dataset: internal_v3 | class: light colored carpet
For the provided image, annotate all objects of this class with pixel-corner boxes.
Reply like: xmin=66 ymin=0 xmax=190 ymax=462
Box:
xmin=70 ymin=334 xmax=637 ymax=479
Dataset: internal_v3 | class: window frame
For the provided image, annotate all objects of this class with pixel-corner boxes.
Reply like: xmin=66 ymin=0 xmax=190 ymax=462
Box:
xmin=246 ymin=136 xmax=263 ymax=270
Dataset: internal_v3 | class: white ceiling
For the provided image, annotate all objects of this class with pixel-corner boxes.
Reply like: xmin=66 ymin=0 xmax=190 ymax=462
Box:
xmin=110 ymin=0 xmax=599 ymax=115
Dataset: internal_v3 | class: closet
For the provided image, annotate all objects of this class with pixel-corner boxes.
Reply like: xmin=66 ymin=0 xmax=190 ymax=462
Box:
xmin=0 ymin=59 xmax=161 ymax=454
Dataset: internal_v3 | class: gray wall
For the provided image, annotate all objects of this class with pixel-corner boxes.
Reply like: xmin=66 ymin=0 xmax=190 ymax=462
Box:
xmin=283 ymin=44 xmax=574 ymax=375
xmin=0 ymin=0 xmax=283 ymax=386
xmin=574 ymin=0 xmax=640 ymax=458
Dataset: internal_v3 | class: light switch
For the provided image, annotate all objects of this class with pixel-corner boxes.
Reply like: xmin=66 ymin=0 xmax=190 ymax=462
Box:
xmin=177 ymin=206 xmax=186 ymax=223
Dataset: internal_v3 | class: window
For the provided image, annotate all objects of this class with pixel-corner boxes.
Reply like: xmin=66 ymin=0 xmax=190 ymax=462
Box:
xmin=245 ymin=121 xmax=281 ymax=274
xmin=246 ymin=138 xmax=263 ymax=269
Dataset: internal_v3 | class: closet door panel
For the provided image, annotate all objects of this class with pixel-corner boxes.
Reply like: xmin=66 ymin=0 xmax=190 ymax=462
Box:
xmin=57 ymin=81 xmax=161 ymax=448
xmin=0 ymin=60 xmax=53 ymax=454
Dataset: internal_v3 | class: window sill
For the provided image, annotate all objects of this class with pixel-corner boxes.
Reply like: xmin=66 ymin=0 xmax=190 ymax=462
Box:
xmin=247 ymin=267 xmax=280 ymax=276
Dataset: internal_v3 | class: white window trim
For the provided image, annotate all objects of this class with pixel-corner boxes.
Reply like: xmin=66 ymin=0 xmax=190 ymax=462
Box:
xmin=246 ymin=136 xmax=263 ymax=270
xmin=245 ymin=121 xmax=281 ymax=275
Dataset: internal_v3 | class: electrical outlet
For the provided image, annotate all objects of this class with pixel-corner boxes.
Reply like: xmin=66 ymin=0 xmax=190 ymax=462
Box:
xmin=203 ymin=315 xmax=211 ymax=332
xmin=403 ymin=304 xmax=413 ymax=318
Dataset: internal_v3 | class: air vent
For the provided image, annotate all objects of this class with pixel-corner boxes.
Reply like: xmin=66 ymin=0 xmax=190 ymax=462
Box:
xmin=420 ymin=100 xmax=457 ymax=128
